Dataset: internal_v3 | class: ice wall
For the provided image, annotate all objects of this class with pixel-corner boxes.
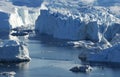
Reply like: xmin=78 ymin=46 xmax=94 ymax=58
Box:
xmin=35 ymin=10 xmax=99 ymax=42
xmin=0 ymin=0 xmax=41 ymax=33
xmin=35 ymin=9 xmax=120 ymax=42
xmin=9 ymin=7 xmax=40 ymax=28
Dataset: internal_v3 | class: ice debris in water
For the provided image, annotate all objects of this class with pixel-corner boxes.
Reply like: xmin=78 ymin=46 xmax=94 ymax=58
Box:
xmin=0 ymin=71 xmax=16 ymax=77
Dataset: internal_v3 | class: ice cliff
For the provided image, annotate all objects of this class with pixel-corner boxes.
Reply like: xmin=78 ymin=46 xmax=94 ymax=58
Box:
xmin=35 ymin=0 xmax=120 ymax=43
xmin=0 ymin=0 xmax=40 ymax=29
xmin=9 ymin=7 xmax=40 ymax=28
xmin=0 ymin=0 xmax=119 ymax=43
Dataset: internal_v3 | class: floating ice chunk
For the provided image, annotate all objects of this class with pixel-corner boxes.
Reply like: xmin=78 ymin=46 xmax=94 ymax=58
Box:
xmin=0 ymin=71 xmax=16 ymax=77
xmin=0 ymin=40 xmax=30 ymax=62
xmin=87 ymin=44 xmax=120 ymax=63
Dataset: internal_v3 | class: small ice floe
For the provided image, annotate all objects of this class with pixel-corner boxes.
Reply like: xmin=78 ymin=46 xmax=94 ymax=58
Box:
xmin=70 ymin=65 xmax=92 ymax=73
xmin=0 ymin=71 xmax=16 ymax=77
xmin=11 ymin=31 xmax=28 ymax=36
xmin=11 ymin=26 xmax=33 ymax=36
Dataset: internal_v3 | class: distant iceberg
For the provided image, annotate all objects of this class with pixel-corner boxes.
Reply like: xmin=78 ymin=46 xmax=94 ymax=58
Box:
xmin=0 ymin=40 xmax=30 ymax=62
xmin=87 ymin=44 xmax=120 ymax=63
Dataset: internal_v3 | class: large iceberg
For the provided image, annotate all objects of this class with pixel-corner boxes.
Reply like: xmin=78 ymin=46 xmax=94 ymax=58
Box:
xmin=0 ymin=0 xmax=40 ymax=29
xmin=0 ymin=0 xmax=119 ymax=43
xmin=0 ymin=40 xmax=30 ymax=62
xmin=35 ymin=0 xmax=120 ymax=43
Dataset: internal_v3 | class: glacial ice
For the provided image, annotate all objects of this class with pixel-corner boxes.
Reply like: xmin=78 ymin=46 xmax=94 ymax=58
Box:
xmin=35 ymin=8 xmax=120 ymax=42
xmin=0 ymin=0 xmax=40 ymax=29
xmin=35 ymin=0 xmax=120 ymax=63
xmin=87 ymin=44 xmax=120 ymax=63
xmin=0 ymin=71 xmax=16 ymax=77
xmin=0 ymin=40 xmax=30 ymax=62
xmin=0 ymin=0 xmax=120 ymax=63
xmin=0 ymin=12 xmax=10 ymax=37
xmin=9 ymin=7 xmax=40 ymax=28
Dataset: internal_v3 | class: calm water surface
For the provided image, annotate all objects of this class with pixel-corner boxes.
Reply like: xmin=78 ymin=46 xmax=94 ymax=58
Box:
xmin=0 ymin=36 xmax=120 ymax=77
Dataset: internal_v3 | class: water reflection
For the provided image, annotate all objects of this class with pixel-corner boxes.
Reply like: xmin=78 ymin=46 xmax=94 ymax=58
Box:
xmin=0 ymin=62 xmax=29 ymax=77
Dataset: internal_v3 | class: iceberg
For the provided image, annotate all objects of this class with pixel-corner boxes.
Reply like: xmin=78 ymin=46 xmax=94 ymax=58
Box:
xmin=0 ymin=0 xmax=119 ymax=43
xmin=9 ymin=7 xmax=40 ymax=28
xmin=0 ymin=0 xmax=40 ymax=29
xmin=0 ymin=40 xmax=30 ymax=62
xmin=35 ymin=0 xmax=120 ymax=43
xmin=0 ymin=0 xmax=119 ymax=63
xmin=87 ymin=44 xmax=120 ymax=63
xmin=35 ymin=10 xmax=101 ymax=42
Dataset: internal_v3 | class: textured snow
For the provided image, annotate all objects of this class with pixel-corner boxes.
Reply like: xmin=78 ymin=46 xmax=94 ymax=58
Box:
xmin=0 ymin=40 xmax=30 ymax=62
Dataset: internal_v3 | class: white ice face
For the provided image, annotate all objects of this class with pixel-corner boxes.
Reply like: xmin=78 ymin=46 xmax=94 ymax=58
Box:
xmin=35 ymin=0 xmax=120 ymax=42
xmin=0 ymin=0 xmax=41 ymax=29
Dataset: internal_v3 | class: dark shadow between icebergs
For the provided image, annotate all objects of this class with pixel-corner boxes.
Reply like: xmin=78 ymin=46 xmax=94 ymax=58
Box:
xmin=29 ymin=33 xmax=74 ymax=47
